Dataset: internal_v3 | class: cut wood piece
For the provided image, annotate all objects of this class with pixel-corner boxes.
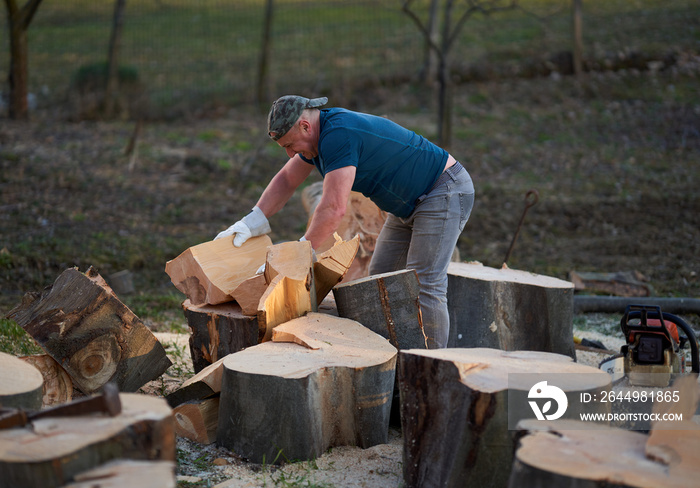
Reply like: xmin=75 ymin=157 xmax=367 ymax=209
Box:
xmin=19 ymin=354 xmax=73 ymax=407
xmin=302 ymin=183 xmax=386 ymax=282
xmin=165 ymin=235 xmax=272 ymax=306
xmin=0 ymin=393 xmax=174 ymax=488
xmin=216 ymin=313 xmax=397 ymax=464
xmin=182 ymin=300 xmax=260 ymax=373
xmin=61 ymin=459 xmax=176 ymax=488
xmin=447 ymin=262 xmax=575 ymax=358
xmin=173 ymin=397 xmax=220 ymax=445
xmin=0 ymin=351 xmax=43 ymax=410
xmin=314 ymin=234 xmax=360 ymax=305
xmin=333 ymin=269 xmax=426 ymax=350
xmin=569 ymin=270 xmax=653 ymax=297
xmin=6 ymin=267 xmax=172 ymax=394
xmin=165 ymin=356 xmax=225 ymax=407
xmin=399 ymin=348 xmax=611 ymax=488
xmin=230 ymin=274 xmax=268 ymax=315
xmin=509 ymin=420 xmax=695 ymax=488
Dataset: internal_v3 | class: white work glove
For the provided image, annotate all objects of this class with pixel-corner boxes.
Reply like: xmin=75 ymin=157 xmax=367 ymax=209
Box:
xmin=215 ymin=206 xmax=271 ymax=247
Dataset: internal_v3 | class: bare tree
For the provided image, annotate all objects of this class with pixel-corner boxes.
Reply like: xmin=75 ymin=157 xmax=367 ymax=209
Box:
xmin=402 ymin=0 xmax=517 ymax=148
xmin=4 ymin=0 xmax=44 ymax=120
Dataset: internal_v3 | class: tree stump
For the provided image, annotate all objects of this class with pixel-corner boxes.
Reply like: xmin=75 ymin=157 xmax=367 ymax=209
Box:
xmin=19 ymin=354 xmax=73 ymax=407
xmin=182 ymin=300 xmax=260 ymax=373
xmin=6 ymin=267 xmax=172 ymax=394
xmin=0 ymin=393 xmax=174 ymax=488
xmin=333 ymin=269 xmax=426 ymax=350
xmin=61 ymin=459 xmax=176 ymax=488
xmin=399 ymin=348 xmax=611 ymax=488
xmin=216 ymin=313 xmax=397 ymax=464
xmin=165 ymin=235 xmax=272 ymax=305
xmin=509 ymin=420 xmax=698 ymax=487
xmin=0 ymin=352 xmax=43 ymax=410
xmin=447 ymin=262 xmax=575 ymax=358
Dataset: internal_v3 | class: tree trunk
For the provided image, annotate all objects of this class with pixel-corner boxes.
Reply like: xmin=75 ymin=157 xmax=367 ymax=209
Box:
xmin=19 ymin=354 xmax=73 ymax=407
xmin=0 ymin=351 xmax=43 ymax=410
xmin=61 ymin=460 xmax=176 ymax=488
xmin=333 ymin=269 xmax=426 ymax=351
xmin=509 ymin=419 xmax=694 ymax=488
xmin=104 ymin=0 xmax=127 ymax=118
xmin=256 ymin=0 xmax=274 ymax=106
xmin=572 ymin=0 xmax=584 ymax=76
xmin=182 ymin=300 xmax=261 ymax=373
xmin=216 ymin=313 xmax=397 ymax=464
xmin=446 ymin=262 xmax=576 ymax=358
xmin=165 ymin=235 xmax=272 ymax=306
xmin=399 ymin=348 xmax=611 ymax=488
xmin=7 ymin=267 xmax=172 ymax=394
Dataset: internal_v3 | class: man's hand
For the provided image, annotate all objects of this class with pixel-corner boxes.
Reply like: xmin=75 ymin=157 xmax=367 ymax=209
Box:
xmin=215 ymin=206 xmax=271 ymax=247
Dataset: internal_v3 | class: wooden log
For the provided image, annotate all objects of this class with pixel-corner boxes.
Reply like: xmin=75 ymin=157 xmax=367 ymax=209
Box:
xmin=6 ymin=267 xmax=172 ymax=394
xmin=230 ymin=274 xmax=268 ymax=315
xmin=173 ymin=397 xmax=220 ymax=445
xmin=0 ymin=393 xmax=174 ymax=488
xmin=569 ymin=270 xmax=653 ymax=297
xmin=0 ymin=351 xmax=43 ymax=410
xmin=216 ymin=313 xmax=397 ymax=464
xmin=509 ymin=420 xmax=696 ymax=488
xmin=333 ymin=269 xmax=426 ymax=351
xmin=313 ymin=234 xmax=360 ymax=305
xmin=302 ymin=183 xmax=386 ymax=282
xmin=165 ymin=235 xmax=272 ymax=306
xmin=447 ymin=262 xmax=576 ymax=358
xmin=19 ymin=354 xmax=73 ymax=407
xmin=182 ymin=300 xmax=260 ymax=373
xmin=574 ymin=295 xmax=700 ymax=315
xmin=399 ymin=348 xmax=611 ymax=488
xmin=61 ymin=459 xmax=176 ymax=488
xmin=165 ymin=356 xmax=225 ymax=407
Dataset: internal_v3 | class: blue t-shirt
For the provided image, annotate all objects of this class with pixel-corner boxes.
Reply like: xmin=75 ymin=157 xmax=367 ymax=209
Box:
xmin=300 ymin=108 xmax=447 ymax=218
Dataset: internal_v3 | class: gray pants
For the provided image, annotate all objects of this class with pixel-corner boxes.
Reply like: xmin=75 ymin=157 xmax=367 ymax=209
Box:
xmin=369 ymin=163 xmax=475 ymax=348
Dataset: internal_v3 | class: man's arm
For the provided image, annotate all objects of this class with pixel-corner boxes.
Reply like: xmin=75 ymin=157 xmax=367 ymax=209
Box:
xmin=256 ymin=154 xmax=314 ymax=217
xmin=303 ymin=165 xmax=356 ymax=249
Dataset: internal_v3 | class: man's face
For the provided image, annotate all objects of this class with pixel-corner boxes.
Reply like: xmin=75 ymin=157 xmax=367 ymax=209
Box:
xmin=276 ymin=120 xmax=318 ymax=160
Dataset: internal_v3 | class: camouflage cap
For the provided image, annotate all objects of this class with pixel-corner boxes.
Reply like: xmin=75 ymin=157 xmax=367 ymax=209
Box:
xmin=267 ymin=95 xmax=328 ymax=141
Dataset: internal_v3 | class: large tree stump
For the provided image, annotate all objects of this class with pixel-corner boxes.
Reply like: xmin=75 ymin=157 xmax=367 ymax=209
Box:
xmin=399 ymin=348 xmax=611 ymax=488
xmin=61 ymin=459 xmax=176 ymax=488
xmin=19 ymin=354 xmax=73 ymax=407
xmin=6 ymin=267 xmax=172 ymax=394
xmin=333 ymin=269 xmax=426 ymax=350
xmin=447 ymin=262 xmax=575 ymax=358
xmin=0 ymin=393 xmax=174 ymax=488
xmin=509 ymin=420 xmax=698 ymax=487
xmin=0 ymin=352 xmax=43 ymax=410
xmin=216 ymin=313 xmax=397 ymax=464
xmin=165 ymin=235 xmax=272 ymax=305
xmin=182 ymin=300 xmax=260 ymax=373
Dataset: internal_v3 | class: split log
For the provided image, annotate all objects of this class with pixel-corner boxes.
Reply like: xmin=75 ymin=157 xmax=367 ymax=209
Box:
xmin=165 ymin=356 xmax=225 ymax=407
xmin=61 ymin=459 xmax=176 ymax=488
xmin=182 ymin=300 xmax=260 ymax=373
xmin=230 ymin=274 xmax=268 ymax=315
xmin=173 ymin=397 xmax=220 ymax=445
xmin=313 ymin=234 xmax=360 ymax=305
xmin=6 ymin=267 xmax=172 ymax=394
xmin=399 ymin=348 xmax=611 ymax=488
xmin=216 ymin=313 xmax=397 ymax=464
xmin=302 ymin=183 xmax=386 ymax=282
xmin=19 ymin=354 xmax=73 ymax=407
xmin=258 ymin=240 xmax=315 ymax=342
xmin=333 ymin=269 xmax=426 ymax=350
xmin=447 ymin=262 xmax=575 ymax=358
xmin=0 ymin=393 xmax=174 ymax=488
xmin=165 ymin=235 xmax=272 ymax=306
xmin=509 ymin=420 xmax=696 ymax=488
xmin=0 ymin=352 xmax=43 ymax=410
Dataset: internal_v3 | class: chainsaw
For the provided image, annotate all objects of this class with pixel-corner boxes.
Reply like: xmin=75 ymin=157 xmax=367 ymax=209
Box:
xmin=599 ymin=304 xmax=699 ymax=387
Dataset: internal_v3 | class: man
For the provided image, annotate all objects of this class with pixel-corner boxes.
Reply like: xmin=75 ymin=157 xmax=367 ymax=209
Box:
xmin=216 ymin=95 xmax=474 ymax=348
